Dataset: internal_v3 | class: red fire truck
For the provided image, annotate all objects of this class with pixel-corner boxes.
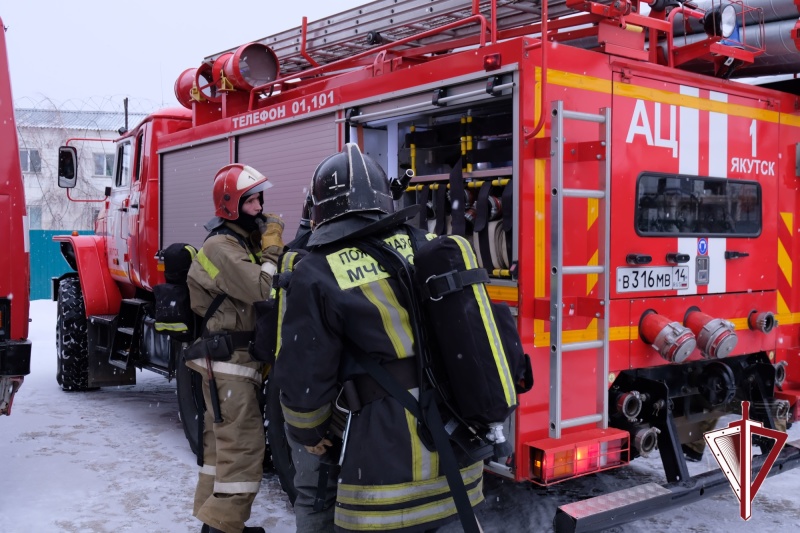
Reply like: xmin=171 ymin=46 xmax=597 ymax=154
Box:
xmin=0 ymin=17 xmax=32 ymax=416
xmin=53 ymin=0 xmax=800 ymax=528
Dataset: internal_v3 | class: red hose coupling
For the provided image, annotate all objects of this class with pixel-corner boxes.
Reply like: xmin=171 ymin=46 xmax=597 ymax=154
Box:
xmin=639 ymin=310 xmax=697 ymax=363
xmin=684 ymin=308 xmax=738 ymax=359
xmin=748 ymin=310 xmax=776 ymax=334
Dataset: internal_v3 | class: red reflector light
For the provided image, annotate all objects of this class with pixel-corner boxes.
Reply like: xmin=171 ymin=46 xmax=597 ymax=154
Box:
xmin=528 ymin=430 xmax=630 ymax=485
xmin=484 ymin=53 xmax=501 ymax=71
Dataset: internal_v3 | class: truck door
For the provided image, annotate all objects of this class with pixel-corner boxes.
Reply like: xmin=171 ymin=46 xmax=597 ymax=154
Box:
xmin=126 ymin=129 xmax=146 ymax=287
xmin=611 ymin=75 xmax=778 ymax=299
xmin=107 ymin=140 xmax=133 ymax=283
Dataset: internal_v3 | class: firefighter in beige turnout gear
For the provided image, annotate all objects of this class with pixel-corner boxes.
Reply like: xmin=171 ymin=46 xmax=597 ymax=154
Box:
xmin=186 ymin=163 xmax=284 ymax=533
xmin=274 ymin=144 xmax=484 ymax=532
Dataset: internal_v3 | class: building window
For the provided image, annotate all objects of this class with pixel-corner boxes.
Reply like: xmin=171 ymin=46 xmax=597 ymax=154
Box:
xmin=28 ymin=205 xmax=42 ymax=229
xmin=20 ymin=149 xmax=42 ymax=173
xmin=93 ymin=153 xmax=115 ymax=177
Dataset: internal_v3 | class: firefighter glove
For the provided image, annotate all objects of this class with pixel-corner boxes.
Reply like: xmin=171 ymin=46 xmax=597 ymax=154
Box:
xmin=304 ymin=438 xmax=333 ymax=456
xmin=257 ymin=214 xmax=285 ymax=265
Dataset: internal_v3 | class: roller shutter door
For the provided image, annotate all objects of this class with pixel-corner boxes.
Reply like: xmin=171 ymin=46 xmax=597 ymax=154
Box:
xmin=161 ymin=140 xmax=229 ymax=249
xmin=237 ymin=114 xmax=337 ymax=238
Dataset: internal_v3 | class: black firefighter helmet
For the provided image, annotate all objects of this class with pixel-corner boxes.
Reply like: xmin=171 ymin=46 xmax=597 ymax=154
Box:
xmin=307 ymin=143 xmax=418 ymax=246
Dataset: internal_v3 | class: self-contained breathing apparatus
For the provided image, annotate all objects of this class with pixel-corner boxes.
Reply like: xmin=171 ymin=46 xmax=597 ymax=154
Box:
xmin=352 ymin=232 xmax=532 ymax=462
xmin=344 ymin=231 xmax=530 ymax=533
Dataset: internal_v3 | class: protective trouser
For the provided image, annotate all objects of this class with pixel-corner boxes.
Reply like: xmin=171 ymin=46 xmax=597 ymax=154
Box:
xmin=193 ymin=374 xmax=265 ymax=533
xmin=286 ymin=431 xmax=340 ymax=533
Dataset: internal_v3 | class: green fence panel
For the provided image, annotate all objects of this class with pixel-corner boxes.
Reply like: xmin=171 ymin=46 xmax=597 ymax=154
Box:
xmin=29 ymin=230 xmax=92 ymax=300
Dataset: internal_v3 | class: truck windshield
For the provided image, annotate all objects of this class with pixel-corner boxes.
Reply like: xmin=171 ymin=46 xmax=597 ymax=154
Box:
xmin=635 ymin=173 xmax=761 ymax=237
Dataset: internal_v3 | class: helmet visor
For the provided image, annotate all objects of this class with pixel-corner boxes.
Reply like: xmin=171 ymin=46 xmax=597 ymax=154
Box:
xmin=247 ymin=179 xmax=273 ymax=196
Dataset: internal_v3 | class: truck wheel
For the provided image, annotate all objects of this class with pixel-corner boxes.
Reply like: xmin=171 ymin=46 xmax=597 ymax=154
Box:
xmin=56 ymin=277 xmax=91 ymax=391
xmin=176 ymin=352 xmax=204 ymax=459
xmin=264 ymin=378 xmax=298 ymax=505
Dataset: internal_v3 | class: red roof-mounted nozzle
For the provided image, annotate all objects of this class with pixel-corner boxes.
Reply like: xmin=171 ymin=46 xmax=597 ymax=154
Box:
xmin=212 ymin=52 xmax=235 ymax=93
xmin=223 ymin=43 xmax=280 ymax=92
xmin=186 ymin=43 xmax=280 ymax=106
xmin=748 ymin=310 xmax=776 ymax=334
xmin=174 ymin=68 xmax=200 ymax=108
xmin=639 ymin=309 xmax=696 ymax=363
xmin=194 ymin=62 xmax=220 ymax=102
xmin=683 ymin=307 xmax=738 ymax=360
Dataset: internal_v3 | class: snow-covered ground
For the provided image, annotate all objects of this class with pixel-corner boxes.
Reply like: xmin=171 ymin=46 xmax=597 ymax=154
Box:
xmin=2 ymin=300 xmax=799 ymax=532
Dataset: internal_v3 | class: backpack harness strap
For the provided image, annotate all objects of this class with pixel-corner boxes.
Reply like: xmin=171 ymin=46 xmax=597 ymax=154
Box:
xmin=350 ymin=357 xmax=418 ymax=406
xmin=423 ymin=268 xmax=489 ymax=301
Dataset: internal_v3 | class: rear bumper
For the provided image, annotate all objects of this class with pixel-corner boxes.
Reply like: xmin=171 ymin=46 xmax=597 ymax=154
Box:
xmin=554 ymin=439 xmax=800 ymax=532
xmin=0 ymin=340 xmax=32 ymax=376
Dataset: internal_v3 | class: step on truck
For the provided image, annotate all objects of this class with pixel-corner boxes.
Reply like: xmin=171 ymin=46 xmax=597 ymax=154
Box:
xmin=53 ymin=0 xmax=800 ymax=529
xmin=0 ymin=17 xmax=32 ymax=416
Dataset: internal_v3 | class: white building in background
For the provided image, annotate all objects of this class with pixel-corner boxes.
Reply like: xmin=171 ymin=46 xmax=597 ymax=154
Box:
xmin=15 ymin=108 xmax=147 ymax=231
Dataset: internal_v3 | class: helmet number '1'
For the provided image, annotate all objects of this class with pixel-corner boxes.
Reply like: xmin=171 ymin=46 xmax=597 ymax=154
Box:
xmin=329 ymin=171 xmax=345 ymax=190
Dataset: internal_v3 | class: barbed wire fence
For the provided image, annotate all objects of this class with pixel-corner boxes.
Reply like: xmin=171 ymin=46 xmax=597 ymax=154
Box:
xmin=14 ymin=94 xmax=168 ymax=116
xmin=15 ymin=95 xmax=164 ymax=231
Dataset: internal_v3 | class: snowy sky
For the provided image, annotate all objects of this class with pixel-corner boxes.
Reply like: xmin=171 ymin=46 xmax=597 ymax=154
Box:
xmin=2 ymin=1 xmax=365 ymax=113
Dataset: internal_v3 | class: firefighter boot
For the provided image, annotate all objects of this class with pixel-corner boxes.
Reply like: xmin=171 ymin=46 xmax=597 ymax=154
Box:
xmin=681 ymin=444 xmax=704 ymax=463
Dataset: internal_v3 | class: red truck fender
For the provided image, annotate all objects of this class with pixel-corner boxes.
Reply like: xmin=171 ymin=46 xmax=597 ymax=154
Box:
xmin=54 ymin=234 xmax=121 ymax=317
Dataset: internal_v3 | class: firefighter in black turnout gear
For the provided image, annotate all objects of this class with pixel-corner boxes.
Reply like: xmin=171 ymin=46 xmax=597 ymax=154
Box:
xmin=273 ymin=144 xmax=484 ymax=532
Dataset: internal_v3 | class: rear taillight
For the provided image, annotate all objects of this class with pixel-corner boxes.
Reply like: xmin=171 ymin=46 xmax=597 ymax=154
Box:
xmin=529 ymin=429 xmax=629 ymax=485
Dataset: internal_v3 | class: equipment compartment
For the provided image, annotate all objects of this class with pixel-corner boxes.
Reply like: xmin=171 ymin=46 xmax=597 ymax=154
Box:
xmin=354 ymin=90 xmax=516 ymax=281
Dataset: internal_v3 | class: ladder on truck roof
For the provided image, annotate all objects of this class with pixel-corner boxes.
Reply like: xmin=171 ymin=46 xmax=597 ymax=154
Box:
xmin=208 ymin=0 xmax=596 ymax=74
xmin=549 ymin=101 xmax=611 ymax=439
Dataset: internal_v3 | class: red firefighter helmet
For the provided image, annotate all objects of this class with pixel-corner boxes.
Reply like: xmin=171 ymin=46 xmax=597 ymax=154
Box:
xmin=212 ymin=163 xmax=273 ymax=220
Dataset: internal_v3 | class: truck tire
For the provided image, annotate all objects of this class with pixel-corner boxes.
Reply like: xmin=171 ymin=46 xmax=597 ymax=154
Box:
xmin=56 ymin=277 xmax=91 ymax=391
xmin=264 ymin=378 xmax=297 ymax=505
xmin=175 ymin=352 xmax=204 ymax=460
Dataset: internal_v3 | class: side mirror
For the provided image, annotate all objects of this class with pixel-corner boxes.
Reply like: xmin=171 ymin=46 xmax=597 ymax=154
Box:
xmin=58 ymin=146 xmax=78 ymax=188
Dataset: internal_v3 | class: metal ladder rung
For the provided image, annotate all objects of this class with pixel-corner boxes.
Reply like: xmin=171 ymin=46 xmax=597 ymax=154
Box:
xmin=562 ymin=265 xmax=605 ymax=276
xmin=563 ymin=188 xmax=605 ymax=199
xmin=561 ymin=413 xmax=604 ymax=430
xmin=561 ymin=340 xmax=604 ymax=352
xmin=562 ymin=109 xmax=607 ymax=123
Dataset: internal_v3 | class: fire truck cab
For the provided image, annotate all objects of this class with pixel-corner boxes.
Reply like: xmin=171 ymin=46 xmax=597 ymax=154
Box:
xmin=53 ymin=1 xmax=800 ymax=529
xmin=0 ymin=16 xmax=32 ymax=416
